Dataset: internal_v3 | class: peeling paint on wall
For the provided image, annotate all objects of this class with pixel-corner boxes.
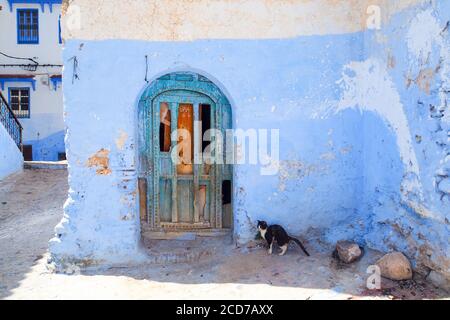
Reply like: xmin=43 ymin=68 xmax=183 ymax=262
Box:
xmin=361 ymin=2 xmax=450 ymax=288
xmin=414 ymin=68 xmax=437 ymax=94
xmin=87 ymin=149 xmax=112 ymax=175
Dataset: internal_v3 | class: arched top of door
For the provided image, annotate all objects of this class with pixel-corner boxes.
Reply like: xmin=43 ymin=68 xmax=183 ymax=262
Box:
xmin=140 ymin=72 xmax=231 ymax=107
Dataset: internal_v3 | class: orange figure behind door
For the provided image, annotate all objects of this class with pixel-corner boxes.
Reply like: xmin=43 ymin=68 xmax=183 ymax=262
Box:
xmin=177 ymin=103 xmax=194 ymax=175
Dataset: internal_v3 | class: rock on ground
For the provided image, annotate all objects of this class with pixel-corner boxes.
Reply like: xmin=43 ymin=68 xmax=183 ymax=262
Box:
xmin=427 ymin=271 xmax=450 ymax=292
xmin=376 ymin=252 xmax=413 ymax=281
xmin=336 ymin=241 xmax=362 ymax=264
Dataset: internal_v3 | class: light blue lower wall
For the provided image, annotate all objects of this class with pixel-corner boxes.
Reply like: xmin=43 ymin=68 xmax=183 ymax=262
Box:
xmin=25 ymin=130 xmax=66 ymax=161
xmin=0 ymin=123 xmax=23 ymax=180
xmin=21 ymin=113 xmax=66 ymax=161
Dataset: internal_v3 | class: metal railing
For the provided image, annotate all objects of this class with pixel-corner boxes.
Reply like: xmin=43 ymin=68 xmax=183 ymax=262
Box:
xmin=0 ymin=91 xmax=23 ymax=150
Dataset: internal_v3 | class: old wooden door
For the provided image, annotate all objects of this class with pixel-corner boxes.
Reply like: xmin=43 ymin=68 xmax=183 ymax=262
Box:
xmin=150 ymin=90 xmax=230 ymax=231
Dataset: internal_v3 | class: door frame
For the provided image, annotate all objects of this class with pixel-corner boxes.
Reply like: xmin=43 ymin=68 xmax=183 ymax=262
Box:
xmin=138 ymin=72 xmax=233 ymax=235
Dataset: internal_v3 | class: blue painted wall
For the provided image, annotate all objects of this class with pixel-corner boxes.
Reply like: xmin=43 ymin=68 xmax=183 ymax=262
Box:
xmin=50 ymin=33 xmax=366 ymax=262
xmin=50 ymin=1 xmax=449 ymax=287
xmin=360 ymin=2 xmax=450 ymax=283
xmin=26 ymin=129 xmax=65 ymax=161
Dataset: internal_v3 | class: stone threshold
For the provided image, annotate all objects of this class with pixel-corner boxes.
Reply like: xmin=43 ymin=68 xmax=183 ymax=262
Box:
xmin=24 ymin=160 xmax=68 ymax=170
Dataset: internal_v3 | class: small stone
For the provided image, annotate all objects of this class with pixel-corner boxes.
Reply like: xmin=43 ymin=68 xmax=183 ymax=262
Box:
xmin=336 ymin=241 xmax=362 ymax=263
xmin=376 ymin=252 xmax=413 ymax=281
xmin=427 ymin=271 xmax=450 ymax=292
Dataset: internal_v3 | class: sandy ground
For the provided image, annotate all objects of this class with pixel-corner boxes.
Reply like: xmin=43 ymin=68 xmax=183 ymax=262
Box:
xmin=0 ymin=169 xmax=448 ymax=300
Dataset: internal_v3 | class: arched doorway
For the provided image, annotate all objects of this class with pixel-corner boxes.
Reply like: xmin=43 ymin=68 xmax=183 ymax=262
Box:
xmin=138 ymin=72 xmax=232 ymax=237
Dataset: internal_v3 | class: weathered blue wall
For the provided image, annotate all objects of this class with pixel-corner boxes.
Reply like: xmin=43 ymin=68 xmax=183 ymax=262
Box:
xmin=359 ymin=2 xmax=450 ymax=286
xmin=0 ymin=123 xmax=23 ymax=180
xmin=50 ymin=33 xmax=366 ymax=262
xmin=50 ymin=1 xmax=449 ymax=288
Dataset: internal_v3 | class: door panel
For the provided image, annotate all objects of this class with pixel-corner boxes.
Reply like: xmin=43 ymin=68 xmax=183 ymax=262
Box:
xmin=159 ymin=179 xmax=172 ymax=222
xmin=177 ymin=180 xmax=194 ymax=223
xmin=151 ymin=91 xmax=226 ymax=230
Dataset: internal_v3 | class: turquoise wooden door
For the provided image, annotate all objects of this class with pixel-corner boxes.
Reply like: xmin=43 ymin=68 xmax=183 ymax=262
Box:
xmin=151 ymin=90 xmax=225 ymax=230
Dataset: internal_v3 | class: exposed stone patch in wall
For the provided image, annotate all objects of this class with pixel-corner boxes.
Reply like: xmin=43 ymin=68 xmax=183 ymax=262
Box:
xmin=86 ymin=149 xmax=112 ymax=175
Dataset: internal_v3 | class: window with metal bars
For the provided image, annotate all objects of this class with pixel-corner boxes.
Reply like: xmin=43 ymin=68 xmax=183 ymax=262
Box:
xmin=9 ymin=88 xmax=30 ymax=118
xmin=17 ymin=9 xmax=39 ymax=44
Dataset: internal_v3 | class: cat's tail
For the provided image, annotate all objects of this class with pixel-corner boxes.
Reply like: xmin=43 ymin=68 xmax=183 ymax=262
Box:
xmin=289 ymin=237 xmax=310 ymax=256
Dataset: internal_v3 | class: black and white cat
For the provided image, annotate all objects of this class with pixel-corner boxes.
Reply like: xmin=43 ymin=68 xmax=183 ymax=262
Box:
xmin=257 ymin=220 xmax=310 ymax=256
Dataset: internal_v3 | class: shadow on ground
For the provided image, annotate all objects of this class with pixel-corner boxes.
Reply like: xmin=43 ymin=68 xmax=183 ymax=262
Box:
xmin=0 ymin=169 xmax=68 ymax=299
xmin=78 ymin=237 xmax=446 ymax=300
xmin=0 ymin=169 xmax=447 ymax=300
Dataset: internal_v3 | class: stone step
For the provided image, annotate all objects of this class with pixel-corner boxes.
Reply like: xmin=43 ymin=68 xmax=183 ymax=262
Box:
xmin=24 ymin=161 xmax=68 ymax=170
xmin=142 ymin=228 xmax=231 ymax=240
xmin=142 ymin=234 xmax=233 ymax=264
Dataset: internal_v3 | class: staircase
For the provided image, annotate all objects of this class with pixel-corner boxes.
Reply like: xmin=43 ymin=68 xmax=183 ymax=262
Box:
xmin=0 ymin=91 xmax=22 ymax=150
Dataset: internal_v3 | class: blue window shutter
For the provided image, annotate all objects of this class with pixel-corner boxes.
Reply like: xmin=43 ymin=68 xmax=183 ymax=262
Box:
xmin=17 ymin=9 xmax=39 ymax=44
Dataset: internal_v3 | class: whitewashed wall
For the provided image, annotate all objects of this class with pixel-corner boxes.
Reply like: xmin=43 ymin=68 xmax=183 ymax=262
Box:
xmin=0 ymin=122 xmax=23 ymax=180
xmin=0 ymin=1 xmax=62 ymax=65
xmin=0 ymin=0 xmax=64 ymax=161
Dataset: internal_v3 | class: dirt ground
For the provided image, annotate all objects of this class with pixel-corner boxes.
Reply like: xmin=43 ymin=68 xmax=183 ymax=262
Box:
xmin=0 ymin=169 xmax=448 ymax=300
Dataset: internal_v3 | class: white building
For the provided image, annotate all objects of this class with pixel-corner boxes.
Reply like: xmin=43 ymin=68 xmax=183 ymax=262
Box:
xmin=0 ymin=0 xmax=63 ymax=161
